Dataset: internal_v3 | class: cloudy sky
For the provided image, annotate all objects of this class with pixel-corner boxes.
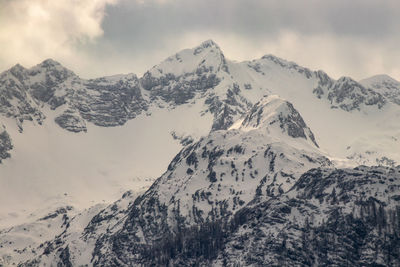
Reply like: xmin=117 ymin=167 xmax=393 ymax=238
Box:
xmin=1 ymin=0 xmax=399 ymax=80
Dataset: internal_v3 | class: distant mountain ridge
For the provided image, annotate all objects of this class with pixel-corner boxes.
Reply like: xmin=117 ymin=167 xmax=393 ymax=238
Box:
xmin=1 ymin=39 xmax=399 ymax=164
xmin=1 ymin=40 xmax=397 ymax=134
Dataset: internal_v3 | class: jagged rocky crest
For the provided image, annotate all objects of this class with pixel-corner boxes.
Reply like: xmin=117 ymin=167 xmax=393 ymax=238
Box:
xmin=0 ymin=40 xmax=237 ymax=137
xmin=0 ymin=40 xmax=396 ymax=165
xmin=0 ymin=39 xmax=392 ymax=138
xmin=240 ymin=95 xmax=319 ymax=147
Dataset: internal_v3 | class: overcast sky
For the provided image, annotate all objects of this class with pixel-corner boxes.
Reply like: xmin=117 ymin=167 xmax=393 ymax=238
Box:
xmin=1 ymin=0 xmax=399 ymax=80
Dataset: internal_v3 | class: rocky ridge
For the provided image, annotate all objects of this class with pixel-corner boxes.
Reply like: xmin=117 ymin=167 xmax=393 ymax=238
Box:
xmin=0 ymin=40 xmax=396 ymax=164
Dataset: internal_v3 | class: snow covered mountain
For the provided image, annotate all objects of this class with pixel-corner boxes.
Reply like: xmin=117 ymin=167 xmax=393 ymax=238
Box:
xmin=2 ymin=95 xmax=333 ymax=266
xmin=3 ymin=95 xmax=399 ymax=267
xmin=1 ymin=40 xmax=400 ymax=266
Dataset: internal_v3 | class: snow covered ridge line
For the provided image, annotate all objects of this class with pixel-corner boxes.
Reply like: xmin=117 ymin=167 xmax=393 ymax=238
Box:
xmin=238 ymin=95 xmax=319 ymax=148
xmin=0 ymin=40 xmax=226 ymax=134
xmin=0 ymin=39 xmax=397 ymax=135
xmin=1 ymin=39 xmax=399 ymax=168
xmin=0 ymin=59 xmax=145 ymax=133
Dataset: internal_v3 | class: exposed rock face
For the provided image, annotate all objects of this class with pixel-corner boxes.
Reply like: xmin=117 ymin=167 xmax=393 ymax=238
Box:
xmin=215 ymin=166 xmax=400 ymax=267
xmin=0 ymin=64 xmax=45 ymax=131
xmin=0 ymin=126 xmax=12 ymax=162
xmin=54 ymin=110 xmax=87 ymax=133
xmin=75 ymin=74 xmax=147 ymax=127
xmin=240 ymin=96 xmax=319 ymax=147
xmin=313 ymin=75 xmax=386 ymax=111
xmin=327 ymin=77 xmax=385 ymax=111
xmin=141 ymin=68 xmax=220 ymax=105
xmin=0 ymin=59 xmax=150 ymax=133
xmin=245 ymin=54 xmax=387 ymax=113
xmin=140 ymin=40 xmax=226 ymax=105
xmin=208 ymin=83 xmax=252 ymax=131
xmin=261 ymin=54 xmax=313 ymax=79
xmin=27 ymin=59 xmax=76 ymax=106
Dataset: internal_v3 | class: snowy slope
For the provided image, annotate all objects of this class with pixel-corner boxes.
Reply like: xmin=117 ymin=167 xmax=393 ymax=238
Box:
xmin=0 ymin=43 xmax=222 ymax=226
xmin=0 ymin=100 xmax=213 ymax=228
xmin=0 ymin=190 xmax=139 ymax=267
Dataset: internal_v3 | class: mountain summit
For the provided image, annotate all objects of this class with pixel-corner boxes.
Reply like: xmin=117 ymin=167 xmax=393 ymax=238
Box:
xmin=239 ymin=95 xmax=319 ymax=147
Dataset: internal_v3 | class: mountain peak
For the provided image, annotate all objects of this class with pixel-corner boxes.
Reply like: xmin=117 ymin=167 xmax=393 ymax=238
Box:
xmin=191 ymin=39 xmax=223 ymax=57
xmin=240 ymin=95 xmax=319 ymax=147
xmin=197 ymin=39 xmax=220 ymax=50
xmin=145 ymin=39 xmax=227 ymax=79
xmin=8 ymin=63 xmax=27 ymax=77
xmin=261 ymin=54 xmax=289 ymax=63
xmin=360 ymin=74 xmax=400 ymax=89
xmin=29 ymin=58 xmax=75 ymax=79
xmin=336 ymin=76 xmax=357 ymax=83
xmin=10 ymin=63 xmax=26 ymax=72
xmin=37 ymin=58 xmax=63 ymax=68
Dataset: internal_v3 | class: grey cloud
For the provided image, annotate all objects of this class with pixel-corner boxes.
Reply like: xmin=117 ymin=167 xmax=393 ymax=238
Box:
xmin=1 ymin=0 xmax=399 ymax=80
xmin=100 ymin=0 xmax=400 ymax=46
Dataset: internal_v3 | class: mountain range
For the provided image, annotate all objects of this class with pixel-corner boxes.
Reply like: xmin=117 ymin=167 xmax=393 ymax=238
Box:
xmin=0 ymin=40 xmax=399 ymax=266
